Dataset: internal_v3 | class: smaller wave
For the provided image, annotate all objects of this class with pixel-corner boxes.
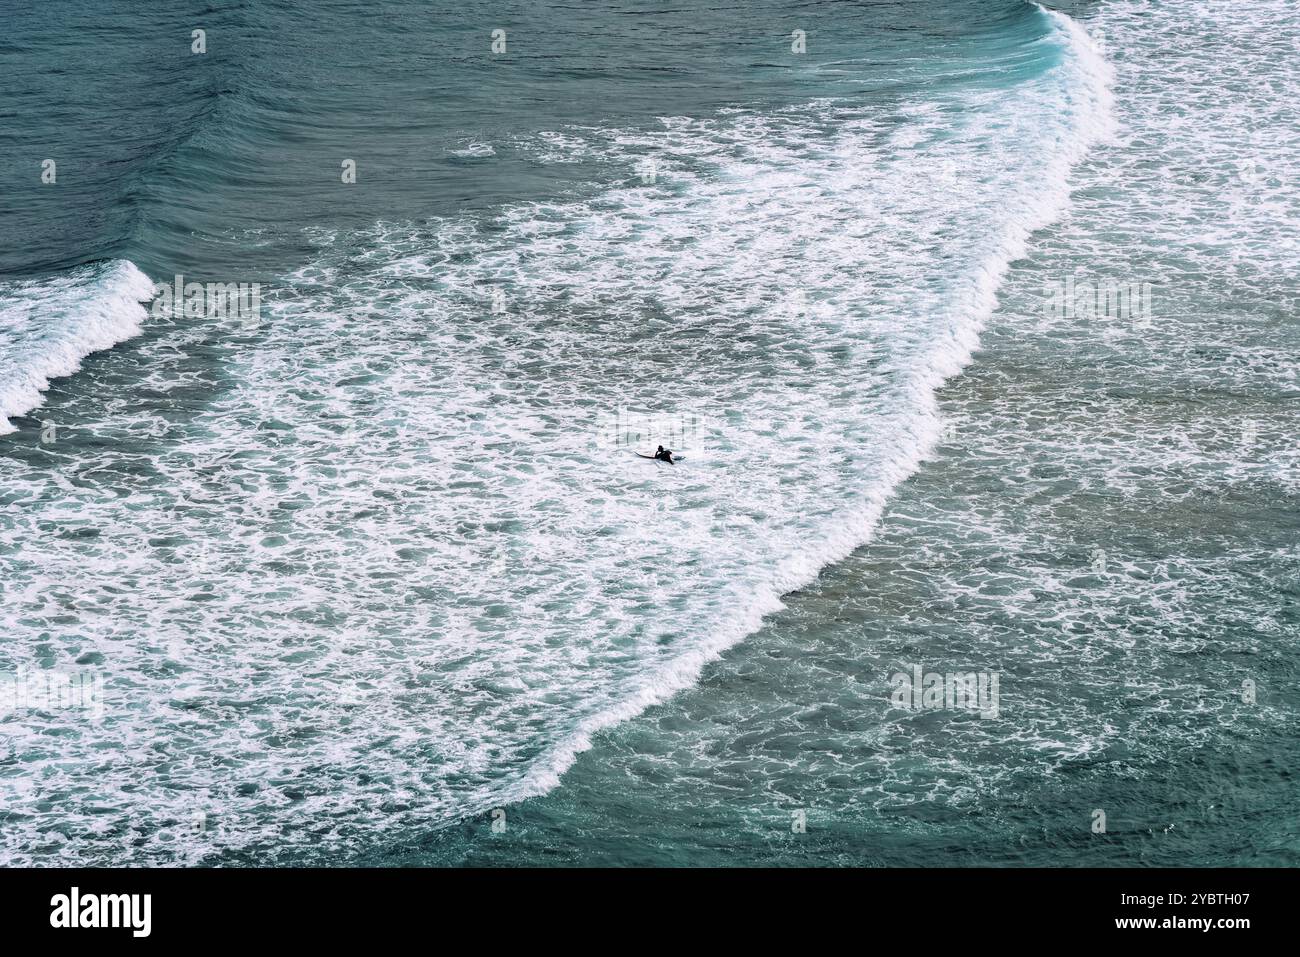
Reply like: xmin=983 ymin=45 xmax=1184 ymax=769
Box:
xmin=0 ymin=260 xmax=155 ymax=434
xmin=448 ymin=141 xmax=496 ymax=158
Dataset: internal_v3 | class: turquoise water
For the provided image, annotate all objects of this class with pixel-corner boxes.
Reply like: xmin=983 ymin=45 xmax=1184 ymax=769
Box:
xmin=1 ymin=1 xmax=1296 ymax=866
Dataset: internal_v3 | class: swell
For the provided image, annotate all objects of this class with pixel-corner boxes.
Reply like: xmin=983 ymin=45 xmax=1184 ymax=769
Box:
xmin=494 ymin=6 xmax=1116 ymax=812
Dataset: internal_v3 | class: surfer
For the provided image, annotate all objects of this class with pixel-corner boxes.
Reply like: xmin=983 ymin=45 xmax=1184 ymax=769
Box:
xmin=635 ymin=445 xmax=677 ymax=464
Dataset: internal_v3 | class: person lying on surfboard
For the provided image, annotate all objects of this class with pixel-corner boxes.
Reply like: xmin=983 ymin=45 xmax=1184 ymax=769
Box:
xmin=635 ymin=445 xmax=677 ymax=464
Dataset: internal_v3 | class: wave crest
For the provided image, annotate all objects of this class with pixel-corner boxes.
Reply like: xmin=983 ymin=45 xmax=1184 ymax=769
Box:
xmin=0 ymin=260 xmax=155 ymax=434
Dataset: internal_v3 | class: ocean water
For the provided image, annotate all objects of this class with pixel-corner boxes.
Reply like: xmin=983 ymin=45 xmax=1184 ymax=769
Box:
xmin=0 ymin=0 xmax=1295 ymax=866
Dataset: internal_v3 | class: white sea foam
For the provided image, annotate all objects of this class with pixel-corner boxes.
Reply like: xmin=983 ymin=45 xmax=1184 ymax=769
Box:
xmin=0 ymin=9 xmax=1117 ymax=863
xmin=0 ymin=260 xmax=155 ymax=434
xmin=503 ymin=6 xmax=1116 ymax=807
xmin=448 ymin=141 xmax=496 ymax=158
